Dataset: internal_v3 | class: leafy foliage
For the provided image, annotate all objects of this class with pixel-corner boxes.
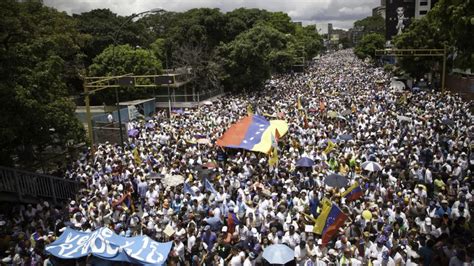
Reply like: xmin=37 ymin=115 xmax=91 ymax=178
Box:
xmin=354 ymin=33 xmax=385 ymax=60
xmin=217 ymin=24 xmax=289 ymax=91
xmin=88 ymin=44 xmax=162 ymax=104
xmin=353 ymin=15 xmax=386 ymax=36
xmin=0 ymin=0 xmax=85 ymax=166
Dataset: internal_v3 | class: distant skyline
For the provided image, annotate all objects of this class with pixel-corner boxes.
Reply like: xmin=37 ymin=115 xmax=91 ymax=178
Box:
xmin=44 ymin=0 xmax=380 ymax=30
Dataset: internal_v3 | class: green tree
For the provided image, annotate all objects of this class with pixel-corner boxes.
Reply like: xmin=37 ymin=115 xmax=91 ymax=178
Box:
xmin=217 ymin=24 xmax=289 ymax=91
xmin=224 ymin=8 xmax=270 ymax=41
xmin=73 ymin=9 xmax=120 ymax=65
xmin=267 ymin=12 xmax=296 ymax=34
xmin=74 ymin=9 xmax=156 ymax=66
xmin=168 ymin=8 xmax=226 ymax=50
xmin=0 ymin=0 xmax=85 ymax=167
xmin=88 ymin=44 xmax=162 ymax=104
xmin=353 ymin=15 xmax=386 ymax=36
xmin=291 ymin=24 xmax=323 ymax=60
xmin=354 ymin=33 xmax=385 ymax=60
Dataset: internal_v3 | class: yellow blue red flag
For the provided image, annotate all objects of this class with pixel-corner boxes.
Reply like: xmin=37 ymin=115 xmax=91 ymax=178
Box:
xmin=315 ymin=203 xmax=347 ymax=246
xmin=217 ymin=115 xmax=288 ymax=153
xmin=341 ymin=182 xmax=363 ymax=202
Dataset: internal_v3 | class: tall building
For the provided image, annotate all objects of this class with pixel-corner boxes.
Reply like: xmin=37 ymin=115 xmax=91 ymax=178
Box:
xmin=415 ymin=0 xmax=438 ymax=18
xmin=372 ymin=0 xmax=387 ymax=19
xmin=372 ymin=6 xmax=386 ymax=19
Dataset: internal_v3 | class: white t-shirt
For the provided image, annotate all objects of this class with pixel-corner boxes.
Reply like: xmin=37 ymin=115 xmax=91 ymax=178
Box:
xmin=295 ymin=245 xmax=308 ymax=266
xmin=243 ymin=258 xmax=256 ymax=266
xmin=229 ymin=251 xmax=245 ymax=266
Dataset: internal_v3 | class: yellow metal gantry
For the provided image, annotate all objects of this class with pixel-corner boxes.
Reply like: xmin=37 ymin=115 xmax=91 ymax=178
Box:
xmin=375 ymin=47 xmax=447 ymax=91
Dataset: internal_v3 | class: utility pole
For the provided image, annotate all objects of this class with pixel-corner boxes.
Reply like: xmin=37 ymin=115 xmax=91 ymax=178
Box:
xmin=441 ymin=45 xmax=447 ymax=92
xmin=110 ymin=9 xmax=162 ymax=148
xmin=83 ymin=80 xmax=94 ymax=153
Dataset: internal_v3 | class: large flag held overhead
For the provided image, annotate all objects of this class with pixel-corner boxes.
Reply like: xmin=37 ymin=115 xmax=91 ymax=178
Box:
xmin=341 ymin=182 xmax=364 ymax=202
xmin=217 ymin=115 xmax=288 ymax=153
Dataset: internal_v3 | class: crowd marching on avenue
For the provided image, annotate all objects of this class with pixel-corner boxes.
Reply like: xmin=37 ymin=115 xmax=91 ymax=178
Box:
xmin=1 ymin=50 xmax=473 ymax=266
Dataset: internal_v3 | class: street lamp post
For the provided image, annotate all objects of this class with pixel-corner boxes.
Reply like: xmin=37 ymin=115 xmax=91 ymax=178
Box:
xmin=110 ymin=8 xmax=162 ymax=148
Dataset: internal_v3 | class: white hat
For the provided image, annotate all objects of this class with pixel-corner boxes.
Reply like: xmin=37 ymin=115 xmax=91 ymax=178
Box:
xmin=425 ymin=217 xmax=431 ymax=226
xmin=251 ymin=228 xmax=258 ymax=237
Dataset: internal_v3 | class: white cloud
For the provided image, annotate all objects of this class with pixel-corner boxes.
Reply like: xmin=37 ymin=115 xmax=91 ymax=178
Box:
xmin=44 ymin=0 xmax=379 ymax=29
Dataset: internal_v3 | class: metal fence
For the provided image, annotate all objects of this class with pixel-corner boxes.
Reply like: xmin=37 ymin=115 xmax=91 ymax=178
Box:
xmin=0 ymin=166 xmax=79 ymax=204
xmin=155 ymin=88 xmax=224 ymax=103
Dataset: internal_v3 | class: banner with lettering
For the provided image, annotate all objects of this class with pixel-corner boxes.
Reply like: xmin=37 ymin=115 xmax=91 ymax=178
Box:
xmin=45 ymin=227 xmax=172 ymax=265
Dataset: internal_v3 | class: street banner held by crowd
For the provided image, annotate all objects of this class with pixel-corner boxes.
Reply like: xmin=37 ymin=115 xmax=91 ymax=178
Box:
xmin=45 ymin=227 xmax=172 ymax=265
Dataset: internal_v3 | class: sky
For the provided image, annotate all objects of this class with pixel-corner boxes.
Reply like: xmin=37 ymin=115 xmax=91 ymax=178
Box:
xmin=44 ymin=0 xmax=380 ymax=30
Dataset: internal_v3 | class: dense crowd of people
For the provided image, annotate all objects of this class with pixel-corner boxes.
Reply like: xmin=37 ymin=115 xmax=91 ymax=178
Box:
xmin=0 ymin=50 xmax=473 ymax=265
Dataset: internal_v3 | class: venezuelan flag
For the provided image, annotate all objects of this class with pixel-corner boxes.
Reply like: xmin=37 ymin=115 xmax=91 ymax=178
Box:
xmin=341 ymin=182 xmax=364 ymax=202
xmin=216 ymin=115 xmax=288 ymax=153
xmin=316 ymin=203 xmax=347 ymax=246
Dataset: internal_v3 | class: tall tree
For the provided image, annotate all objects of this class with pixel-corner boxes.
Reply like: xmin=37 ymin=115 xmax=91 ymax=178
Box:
xmin=353 ymin=15 xmax=386 ymax=36
xmin=354 ymin=33 xmax=385 ymax=60
xmin=217 ymin=24 xmax=289 ymax=91
xmin=223 ymin=8 xmax=270 ymax=41
xmin=88 ymin=44 xmax=162 ymax=104
xmin=73 ymin=9 xmax=120 ymax=65
xmin=74 ymin=9 xmax=156 ymax=66
xmin=0 ymin=0 xmax=86 ymax=167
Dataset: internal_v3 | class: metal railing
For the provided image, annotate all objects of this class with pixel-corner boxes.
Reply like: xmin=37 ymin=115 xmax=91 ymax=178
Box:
xmin=0 ymin=166 xmax=79 ymax=204
xmin=154 ymin=89 xmax=224 ymax=103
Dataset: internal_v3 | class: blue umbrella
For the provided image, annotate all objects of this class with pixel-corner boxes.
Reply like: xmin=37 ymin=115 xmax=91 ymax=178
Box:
xmin=128 ymin=129 xmax=139 ymax=137
xmin=296 ymin=157 xmax=315 ymax=168
xmin=262 ymin=244 xmax=294 ymax=264
xmin=338 ymin=134 xmax=353 ymax=141
xmin=324 ymin=173 xmax=348 ymax=188
xmin=145 ymin=122 xmax=154 ymax=129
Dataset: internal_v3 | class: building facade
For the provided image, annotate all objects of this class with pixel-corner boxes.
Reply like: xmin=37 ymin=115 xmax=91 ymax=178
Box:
xmin=415 ymin=0 xmax=438 ymax=18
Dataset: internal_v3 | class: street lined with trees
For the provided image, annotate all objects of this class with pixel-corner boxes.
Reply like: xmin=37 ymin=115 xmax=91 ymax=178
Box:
xmin=0 ymin=0 xmax=323 ymax=168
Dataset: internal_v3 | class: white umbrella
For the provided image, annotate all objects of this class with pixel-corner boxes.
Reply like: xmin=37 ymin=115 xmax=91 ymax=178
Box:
xmin=397 ymin=115 xmax=412 ymax=122
xmin=361 ymin=161 xmax=383 ymax=172
xmin=202 ymin=100 xmax=213 ymax=105
xmin=162 ymin=175 xmax=185 ymax=187
xmin=262 ymin=244 xmax=294 ymax=264
xmin=197 ymin=138 xmax=211 ymax=145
